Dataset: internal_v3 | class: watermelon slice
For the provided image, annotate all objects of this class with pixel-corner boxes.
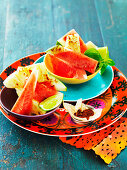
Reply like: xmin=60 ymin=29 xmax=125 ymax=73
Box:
xmin=33 ymin=81 xmax=57 ymax=103
xmin=58 ymin=29 xmax=87 ymax=53
xmin=54 ymin=51 xmax=98 ymax=74
xmin=11 ymin=69 xmax=38 ymax=115
xmin=46 ymin=54 xmax=87 ymax=79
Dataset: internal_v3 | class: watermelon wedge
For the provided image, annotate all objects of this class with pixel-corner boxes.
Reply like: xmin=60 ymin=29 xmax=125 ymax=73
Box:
xmin=46 ymin=54 xmax=87 ymax=79
xmin=58 ymin=29 xmax=87 ymax=53
xmin=11 ymin=69 xmax=38 ymax=115
xmin=54 ymin=51 xmax=98 ymax=74
xmin=33 ymin=81 xmax=57 ymax=103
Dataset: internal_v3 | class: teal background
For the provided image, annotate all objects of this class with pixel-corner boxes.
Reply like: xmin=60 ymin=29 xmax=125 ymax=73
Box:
xmin=0 ymin=0 xmax=127 ymax=169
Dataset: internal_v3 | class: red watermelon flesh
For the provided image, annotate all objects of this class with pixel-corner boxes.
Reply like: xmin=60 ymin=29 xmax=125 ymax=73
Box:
xmin=74 ymin=68 xmax=87 ymax=79
xmin=58 ymin=29 xmax=88 ymax=53
xmin=33 ymin=81 xmax=57 ymax=103
xmin=54 ymin=51 xmax=98 ymax=74
xmin=47 ymin=54 xmax=87 ymax=79
xmin=11 ymin=70 xmax=38 ymax=115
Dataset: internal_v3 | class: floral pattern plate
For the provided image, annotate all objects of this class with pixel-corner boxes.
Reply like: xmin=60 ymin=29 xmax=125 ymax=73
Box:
xmin=0 ymin=52 xmax=127 ymax=137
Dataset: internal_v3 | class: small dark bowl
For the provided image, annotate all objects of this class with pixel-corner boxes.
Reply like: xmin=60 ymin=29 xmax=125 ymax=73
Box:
xmin=0 ymin=87 xmax=59 ymax=121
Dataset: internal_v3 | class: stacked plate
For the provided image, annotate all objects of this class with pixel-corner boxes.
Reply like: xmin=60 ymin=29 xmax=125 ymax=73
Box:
xmin=0 ymin=53 xmax=126 ymax=137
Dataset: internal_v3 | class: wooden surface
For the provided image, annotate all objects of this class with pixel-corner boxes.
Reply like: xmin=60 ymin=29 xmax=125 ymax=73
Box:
xmin=0 ymin=0 xmax=127 ymax=169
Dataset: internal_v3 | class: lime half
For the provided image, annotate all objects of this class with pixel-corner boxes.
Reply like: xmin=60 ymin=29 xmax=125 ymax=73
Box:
xmin=97 ymin=46 xmax=109 ymax=60
xmin=39 ymin=92 xmax=63 ymax=111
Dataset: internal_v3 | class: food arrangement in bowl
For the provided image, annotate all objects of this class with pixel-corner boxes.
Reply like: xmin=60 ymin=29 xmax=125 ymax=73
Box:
xmin=0 ymin=63 xmax=67 ymax=120
xmin=0 ymin=29 xmax=115 ymax=123
xmin=44 ymin=29 xmax=115 ymax=84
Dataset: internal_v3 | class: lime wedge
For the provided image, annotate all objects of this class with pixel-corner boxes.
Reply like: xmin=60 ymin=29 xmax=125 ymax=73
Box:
xmin=39 ymin=92 xmax=63 ymax=111
xmin=97 ymin=47 xmax=109 ymax=60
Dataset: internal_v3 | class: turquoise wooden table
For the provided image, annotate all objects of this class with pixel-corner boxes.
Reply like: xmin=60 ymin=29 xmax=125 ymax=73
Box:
xmin=0 ymin=0 xmax=127 ymax=169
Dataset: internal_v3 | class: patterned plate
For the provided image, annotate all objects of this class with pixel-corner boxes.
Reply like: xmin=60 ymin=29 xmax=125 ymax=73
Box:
xmin=0 ymin=52 xmax=127 ymax=137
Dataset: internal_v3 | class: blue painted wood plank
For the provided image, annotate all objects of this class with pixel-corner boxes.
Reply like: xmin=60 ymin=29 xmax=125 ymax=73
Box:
xmin=2 ymin=0 xmax=55 ymax=69
xmin=95 ymin=0 xmax=127 ymax=77
xmin=0 ymin=0 xmax=8 ymax=167
xmin=0 ymin=0 xmax=7 ymax=72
